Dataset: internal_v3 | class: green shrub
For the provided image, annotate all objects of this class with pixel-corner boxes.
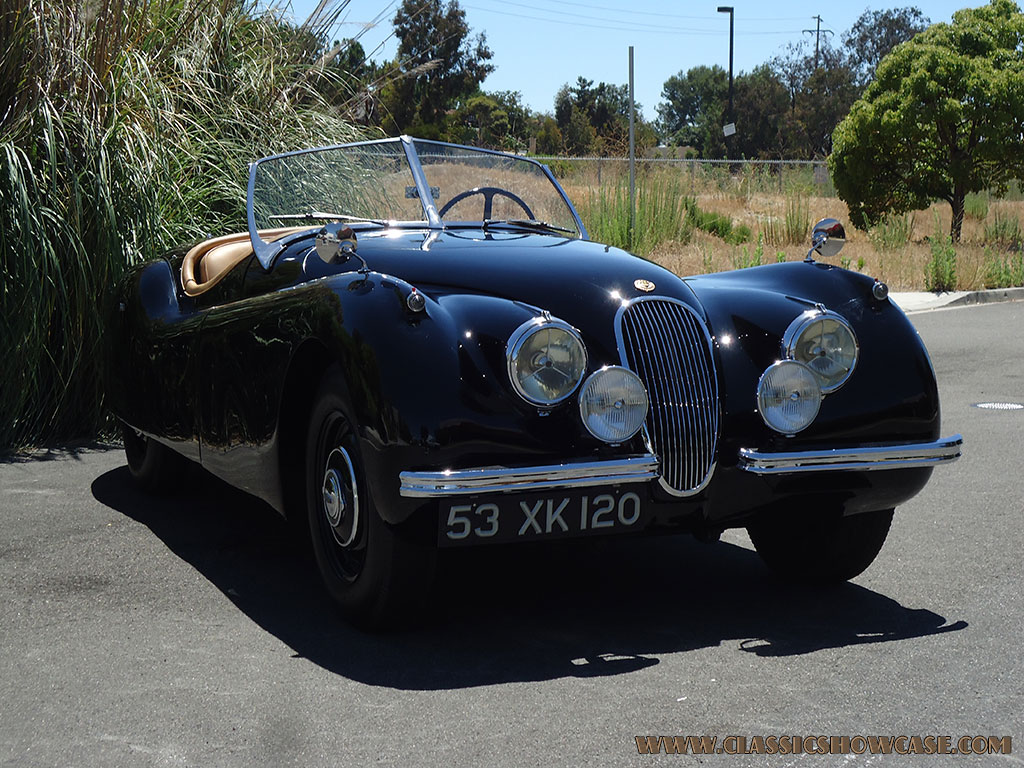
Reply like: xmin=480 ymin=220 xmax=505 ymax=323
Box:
xmin=924 ymin=232 xmax=958 ymax=292
xmin=682 ymin=198 xmax=749 ymax=243
xmin=965 ymin=192 xmax=989 ymax=220
xmin=726 ymin=223 xmax=752 ymax=245
xmin=984 ymin=210 xmax=1022 ymax=247
xmin=543 ymin=157 xmax=577 ymax=179
xmin=732 ymin=233 xmax=764 ymax=269
xmin=983 ymin=249 xmax=1024 ymax=288
xmin=868 ymin=212 xmax=914 ymax=251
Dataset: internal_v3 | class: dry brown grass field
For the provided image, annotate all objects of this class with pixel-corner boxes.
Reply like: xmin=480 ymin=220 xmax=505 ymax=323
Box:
xmin=650 ymin=195 xmax=1022 ymax=292
xmin=559 ymin=160 xmax=1024 ymax=292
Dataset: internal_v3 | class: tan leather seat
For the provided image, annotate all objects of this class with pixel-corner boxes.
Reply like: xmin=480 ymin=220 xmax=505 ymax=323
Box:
xmin=180 ymin=227 xmax=309 ymax=297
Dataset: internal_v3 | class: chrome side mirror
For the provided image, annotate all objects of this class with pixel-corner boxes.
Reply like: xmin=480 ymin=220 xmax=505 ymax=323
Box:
xmin=315 ymin=223 xmax=358 ymax=264
xmin=806 ymin=218 xmax=846 ymax=263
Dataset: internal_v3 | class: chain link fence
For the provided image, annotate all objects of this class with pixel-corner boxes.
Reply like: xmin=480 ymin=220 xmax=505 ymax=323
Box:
xmin=533 ymin=156 xmax=836 ymax=198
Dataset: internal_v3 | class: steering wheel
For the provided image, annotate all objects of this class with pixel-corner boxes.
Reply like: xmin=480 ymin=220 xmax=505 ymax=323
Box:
xmin=437 ymin=186 xmax=535 ymax=221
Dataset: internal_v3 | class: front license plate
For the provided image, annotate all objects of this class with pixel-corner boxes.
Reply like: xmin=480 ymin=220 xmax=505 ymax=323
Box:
xmin=438 ymin=488 xmax=647 ymax=546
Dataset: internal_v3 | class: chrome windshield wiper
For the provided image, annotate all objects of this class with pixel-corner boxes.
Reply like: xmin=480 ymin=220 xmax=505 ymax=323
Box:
xmin=482 ymin=218 xmax=576 ymax=235
xmin=268 ymin=211 xmax=390 ymax=227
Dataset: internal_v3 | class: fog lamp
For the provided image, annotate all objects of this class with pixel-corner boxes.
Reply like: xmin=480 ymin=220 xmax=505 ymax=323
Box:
xmin=579 ymin=366 xmax=648 ymax=443
xmin=756 ymin=360 xmax=822 ymax=434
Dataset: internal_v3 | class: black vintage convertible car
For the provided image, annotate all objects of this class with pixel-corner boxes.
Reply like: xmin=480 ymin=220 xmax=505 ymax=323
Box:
xmin=107 ymin=137 xmax=961 ymax=627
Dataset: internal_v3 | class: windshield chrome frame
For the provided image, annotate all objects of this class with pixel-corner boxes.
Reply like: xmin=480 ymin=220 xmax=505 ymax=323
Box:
xmin=247 ymin=135 xmax=588 ymax=269
xmin=400 ymin=136 xmax=442 ymax=229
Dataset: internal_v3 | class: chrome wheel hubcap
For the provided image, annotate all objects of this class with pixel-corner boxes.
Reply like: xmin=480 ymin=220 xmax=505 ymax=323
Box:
xmin=322 ymin=470 xmax=345 ymax=526
xmin=321 ymin=447 xmax=359 ymax=547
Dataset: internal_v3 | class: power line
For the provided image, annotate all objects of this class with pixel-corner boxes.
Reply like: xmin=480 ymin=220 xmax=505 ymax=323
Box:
xmin=464 ymin=3 xmax=802 ymax=36
xmin=495 ymin=0 xmax=810 ymax=23
xmin=481 ymin=0 xmax=803 ymax=31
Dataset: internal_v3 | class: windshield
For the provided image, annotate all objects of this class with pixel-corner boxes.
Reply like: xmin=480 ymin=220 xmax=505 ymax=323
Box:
xmin=247 ymin=137 xmax=583 ymax=267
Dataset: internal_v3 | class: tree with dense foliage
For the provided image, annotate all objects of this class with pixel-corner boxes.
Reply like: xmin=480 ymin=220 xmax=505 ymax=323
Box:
xmin=730 ymin=66 xmax=801 ymax=158
xmin=381 ymin=0 xmax=493 ymax=137
xmin=554 ymin=76 xmax=654 ymax=155
xmin=563 ymin=105 xmax=597 ymax=155
xmin=769 ymin=42 xmax=861 ymax=157
xmin=830 ymin=0 xmax=1024 ymax=241
xmin=843 ymin=6 xmax=930 ymax=85
xmin=446 ymin=94 xmax=509 ymax=147
xmin=487 ymin=90 xmax=532 ymax=148
xmin=535 ymin=117 xmax=563 ymax=154
xmin=656 ymin=65 xmax=727 ymax=153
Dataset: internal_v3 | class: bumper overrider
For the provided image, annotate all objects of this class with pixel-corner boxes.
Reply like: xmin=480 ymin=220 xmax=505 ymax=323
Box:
xmin=399 ymin=435 xmax=962 ymax=498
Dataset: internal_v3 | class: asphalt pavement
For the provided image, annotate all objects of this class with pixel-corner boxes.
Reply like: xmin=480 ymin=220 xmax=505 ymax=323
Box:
xmin=1 ymin=299 xmax=1021 ymax=767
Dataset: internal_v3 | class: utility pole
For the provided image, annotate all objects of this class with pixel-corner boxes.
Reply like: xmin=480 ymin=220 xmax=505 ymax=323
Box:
xmin=802 ymin=15 xmax=834 ymax=69
xmin=628 ymin=46 xmax=635 ymax=249
xmin=717 ymin=6 xmax=735 ymax=151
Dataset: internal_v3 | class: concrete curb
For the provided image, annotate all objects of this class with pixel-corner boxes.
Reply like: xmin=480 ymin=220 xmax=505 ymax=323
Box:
xmin=890 ymin=287 xmax=1024 ymax=313
xmin=943 ymin=286 xmax=1024 ymax=308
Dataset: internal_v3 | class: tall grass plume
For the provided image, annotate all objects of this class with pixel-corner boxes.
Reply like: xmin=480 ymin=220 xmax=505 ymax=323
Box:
xmin=1 ymin=0 xmax=364 ymax=450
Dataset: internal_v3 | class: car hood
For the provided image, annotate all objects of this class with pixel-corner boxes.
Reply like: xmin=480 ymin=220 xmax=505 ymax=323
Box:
xmin=350 ymin=228 xmax=702 ymax=318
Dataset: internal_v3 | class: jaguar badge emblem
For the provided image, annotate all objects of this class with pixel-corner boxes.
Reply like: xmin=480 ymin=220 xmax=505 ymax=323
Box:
xmin=634 ymin=279 xmax=656 ymax=293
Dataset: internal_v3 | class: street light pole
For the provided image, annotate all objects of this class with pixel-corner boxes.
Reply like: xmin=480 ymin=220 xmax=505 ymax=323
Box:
xmin=717 ymin=6 xmax=734 ymax=150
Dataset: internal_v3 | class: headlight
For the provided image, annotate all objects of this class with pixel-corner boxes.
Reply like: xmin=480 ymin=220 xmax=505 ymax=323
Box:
xmin=782 ymin=309 xmax=858 ymax=392
xmin=507 ymin=316 xmax=587 ymax=406
xmin=757 ymin=360 xmax=822 ymax=434
xmin=579 ymin=366 xmax=649 ymax=443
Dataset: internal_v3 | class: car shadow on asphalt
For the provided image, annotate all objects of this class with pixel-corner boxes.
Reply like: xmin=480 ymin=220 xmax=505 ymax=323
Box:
xmin=91 ymin=463 xmax=967 ymax=691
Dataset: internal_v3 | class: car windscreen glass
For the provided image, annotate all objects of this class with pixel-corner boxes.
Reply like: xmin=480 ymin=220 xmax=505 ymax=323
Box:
xmin=251 ymin=141 xmax=425 ymax=235
xmin=413 ymin=140 xmax=580 ymax=235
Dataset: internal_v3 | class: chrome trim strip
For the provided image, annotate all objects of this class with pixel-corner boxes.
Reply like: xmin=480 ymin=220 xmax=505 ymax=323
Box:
xmin=400 ymin=135 xmax=442 ymax=229
xmin=737 ymin=435 xmax=963 ymax=474
xmin=399 ymin=455 xmax=659 ymax=498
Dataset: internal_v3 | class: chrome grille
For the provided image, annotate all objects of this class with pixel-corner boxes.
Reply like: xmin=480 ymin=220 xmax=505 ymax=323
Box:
xmin=616 ymin=298 xmax=719 ymax=495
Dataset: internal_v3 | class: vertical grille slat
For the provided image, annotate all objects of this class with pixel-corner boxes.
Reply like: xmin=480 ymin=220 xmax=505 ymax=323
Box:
xmin=658 ymin=303 xmax=693 ymax=489
xmin=642 ymin=304 xmax=682 ymax=487
xmin=674 ymin=307 xmax=711 ymax=487
xmin=660 ymin=302 xmax=700 ymax=488
xmin=616 ymin=298 xmax=720 ymax=496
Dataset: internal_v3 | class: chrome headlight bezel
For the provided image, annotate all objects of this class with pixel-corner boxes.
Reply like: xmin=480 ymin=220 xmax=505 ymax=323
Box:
xmin=781 ymin=308 xmax=859 ymax=393
xmin=578 ymin=365 xmax=649 ymax=443
xmin=506 ymin=315 xmax=588 ymax=407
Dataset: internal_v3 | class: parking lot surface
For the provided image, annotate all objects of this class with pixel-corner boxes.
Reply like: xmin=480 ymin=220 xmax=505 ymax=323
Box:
xmin=1 ymin=302 xmax=1020 ymax=767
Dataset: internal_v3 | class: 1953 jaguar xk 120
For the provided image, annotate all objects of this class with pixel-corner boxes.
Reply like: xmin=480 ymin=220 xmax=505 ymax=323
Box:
xmin=106 ymin=137 xmax=962 ymax=627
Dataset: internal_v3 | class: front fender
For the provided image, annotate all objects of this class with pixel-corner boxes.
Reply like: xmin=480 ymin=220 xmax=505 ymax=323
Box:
xmin=335 ymin=284 xmax=625 ymax=524
xmin=687 ymin=262 xmax=941 ymax=525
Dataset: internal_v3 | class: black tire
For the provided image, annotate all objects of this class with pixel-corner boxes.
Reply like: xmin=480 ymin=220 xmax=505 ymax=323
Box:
xmin=121 ymin=422 xmax=186 ymax=493
xmin=305 ymin=370 xmax=435 ymax=629
xmin=747 ymin=507 xmax=894 ymax=583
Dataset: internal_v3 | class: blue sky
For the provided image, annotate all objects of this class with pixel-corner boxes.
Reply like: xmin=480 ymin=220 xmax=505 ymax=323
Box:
xmin=284 ymin=0 xmax=985 ymax=122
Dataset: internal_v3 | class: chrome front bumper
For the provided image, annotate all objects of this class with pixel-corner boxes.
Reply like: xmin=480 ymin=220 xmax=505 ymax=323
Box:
xmin=399 ymin=455 xmax=660 ymax=498
xmin=398 ymin=435 xmax=962 ymax=498
xmin=738 ymin=434 xmax=963 ymax=475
